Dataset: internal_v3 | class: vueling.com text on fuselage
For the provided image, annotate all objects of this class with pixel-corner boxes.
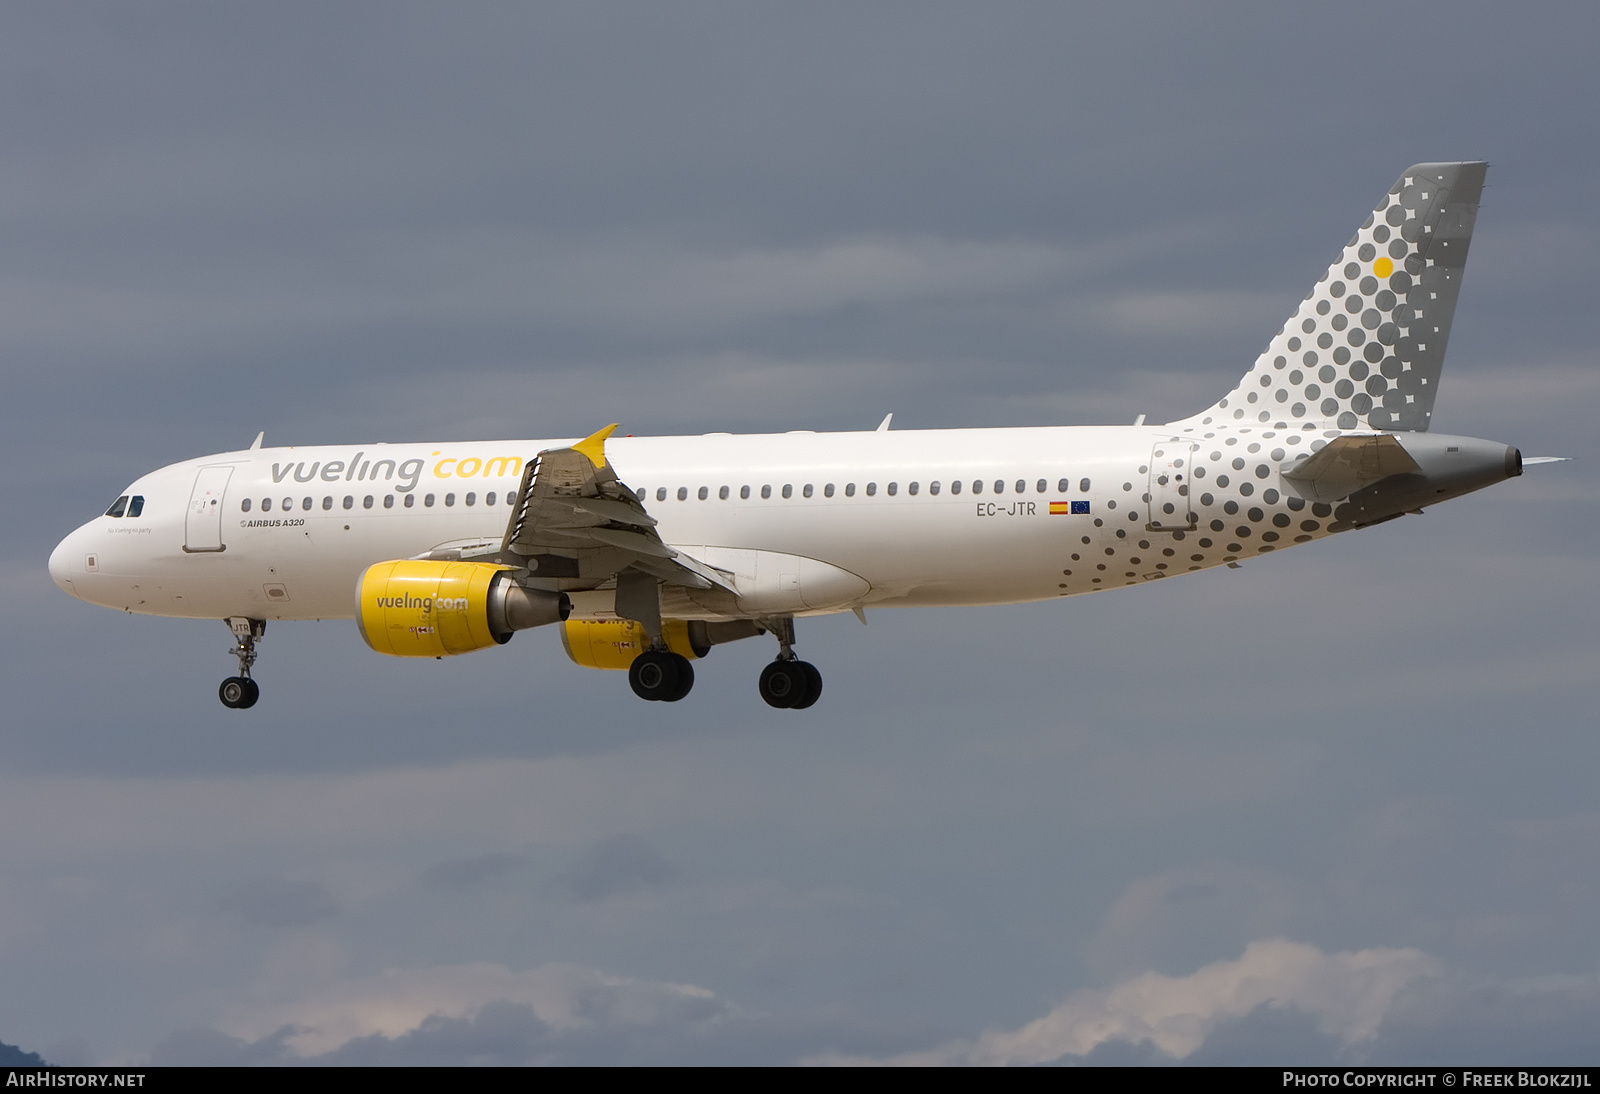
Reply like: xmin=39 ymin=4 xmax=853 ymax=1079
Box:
xmin=269 ymin=452 xmax=525 ymax=494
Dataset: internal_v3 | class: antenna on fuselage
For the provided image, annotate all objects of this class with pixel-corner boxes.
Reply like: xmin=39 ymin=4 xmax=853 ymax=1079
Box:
xmin=249 ymin=431 xmax=264 ymax=450
xmin=1132 ymin=414 xmax=1147 ymax=426
xmin=876 ymin=413 xmax=892 ymax=432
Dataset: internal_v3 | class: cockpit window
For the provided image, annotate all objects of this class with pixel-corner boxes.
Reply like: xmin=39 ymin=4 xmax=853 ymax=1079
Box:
xmin=126 ymin=495 xmax=145 ymax=517
xmin=105 ymin=496 xmax=129 ymax=518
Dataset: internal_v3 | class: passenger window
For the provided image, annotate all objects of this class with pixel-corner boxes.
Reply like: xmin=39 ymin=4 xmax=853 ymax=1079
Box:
xmin=322 ymin=496 xmax=333 ymax=510
xmin=930 ymin=481 xmax=941 ymax=495
xmin=1058 ymin=478 xmax=1069 ymax=492
xmin=824 ymin=483 xmax=835 ymax=497
xmin=384 ymin=495 xmax=394 ymax=509
xmin=343 ymin=496 xmax=354 ymax=509
xmin=302 ymin=497 xmax=313 ymax=511
xmin=677 ymin=487 xmax=688 ymax=501
xmin=908 ymin=482 xmax=919 ymax=495
xmin=262 ymin=498 xmax=272 ymax=512
xmin=802 ymin=484 xmax=813 ymax=498
xmin=424 ymin=494 xmax=435 ymax=507
xmin=972 ymin=481 xmax=983 ymax=495
xmin=886 ymin=482 xmax=897 ymax=496
xmin=951 ymin=480 xmax=961 ymax=495
xmin=761 ymin=485 xmax=772 ymax=499
xmin=740 ymin=486 xmax=751 ymax=499
xmin=127 ymin=496 xmax=145 ymax=517
xmin=241 ymin=498 xmax=252 ymax=513
xmin=282 ymin=498 xmax=292 ymax=511
xmin=994 ymin=480 xmax=1004 ymax=494
xmin=845 ymin=483 xmax=856 ymax=497
xmin=1036 ymin=479 xmax=1047 ymax=493
xmin=698 ymin=486 xmax=708 ymax=500
xmin=866 ymin=482 xmax=877 ymax=496
xmin=782 ymin=484 xmax=792 ymax=499
xmin=1079 ymin=478 xmax=1091 ymax=492
xmin=444 ymin=493 xmax=455 ymax=506
xmin=657 ymin=487 xmax=667 ymax=502
xmin=486 ymin=492 xmax=497 ymax=506
xmin=404 ymin=494 xmax=415 ymax=508
xmin=465 ymin=492 xmax=476 ymax=506
xmin=105 ymin=496 xmax=129 ymax=518
xmin=719 ymin=486 xmax=729 ymax=500
xmin=364 ymin=496 xmax=374 ymax=509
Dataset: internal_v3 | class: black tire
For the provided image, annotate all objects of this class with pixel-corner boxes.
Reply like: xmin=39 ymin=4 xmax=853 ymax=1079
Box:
xmin=219 ymin=677 xmax=246 ymax=709
xmin=758 ymin=660 xmax=806 ymax=709
xmin=629 ymin=650 xmax=681 ymax=702
xmin=790 ymin=661 xmax=822 ymax=710
xmin=664 ymin=655 xmax=694 ymax=702
xmin=237 ymin=679 xmax=260 ymax=709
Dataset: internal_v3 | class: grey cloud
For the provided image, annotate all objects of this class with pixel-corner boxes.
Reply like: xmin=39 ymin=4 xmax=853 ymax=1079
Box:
xmin=0 ymin=1040 xmax=45 ymax=1066
xmin=220 ymin=880 xmax=339 ymax=929
xmin=1091 ymin=290 xmax=1288 ymax=338
xmin=1364 ymin=975 xmax=1600 ymax=1067
xmin=810 ymin=938 xmax=1441 ymax=1065
xmin=1086 ymin=975 xmax=1600 ymax=1067
xmin=420 ymin=852 xmax=524 ymax=891
xmin=555 ymin=835 xmax=677 ymax=903
xmin=150 ymin=1025 xmax=300 ymax=1067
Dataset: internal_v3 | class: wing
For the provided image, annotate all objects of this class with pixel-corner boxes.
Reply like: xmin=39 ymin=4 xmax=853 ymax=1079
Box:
xmin=494 ymin=424 xmax=735 ymax=594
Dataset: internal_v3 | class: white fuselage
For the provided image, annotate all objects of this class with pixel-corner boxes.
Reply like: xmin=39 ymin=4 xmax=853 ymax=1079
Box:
xmin=49 ymin=423 xmax=1346 ymax=624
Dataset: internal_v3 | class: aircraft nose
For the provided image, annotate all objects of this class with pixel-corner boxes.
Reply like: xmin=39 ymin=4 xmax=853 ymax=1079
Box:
xmin=48 ymin=530 xmax=79 ymax=595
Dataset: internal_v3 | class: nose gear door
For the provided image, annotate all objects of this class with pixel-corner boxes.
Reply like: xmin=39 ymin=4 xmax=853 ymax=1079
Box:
xmin=1147 ymin=442 xmax=1197 ymax=531
xmin=184 ymin=465 xmax=234 ymax=552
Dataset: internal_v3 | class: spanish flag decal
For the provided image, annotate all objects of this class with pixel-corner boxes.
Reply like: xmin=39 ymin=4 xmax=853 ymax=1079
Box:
xmin=1049 ymin=501 xmax=1071 ymax=515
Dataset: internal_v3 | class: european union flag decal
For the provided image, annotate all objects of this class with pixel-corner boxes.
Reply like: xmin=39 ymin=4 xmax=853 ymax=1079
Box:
xmin=1070 ymin=500 xmax=1090 ymax=515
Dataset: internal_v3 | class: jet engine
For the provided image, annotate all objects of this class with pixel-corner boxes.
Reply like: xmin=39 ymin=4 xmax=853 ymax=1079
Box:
xmin=561 ymin=618 xmax=762 ymax=670
xmin=357 ymin=560 xmax=569 ymax=657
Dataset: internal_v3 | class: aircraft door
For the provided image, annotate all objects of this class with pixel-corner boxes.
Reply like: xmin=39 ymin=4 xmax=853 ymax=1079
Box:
xmin=184 ymin=465 xmax=234 ymax=552
xmin=1147 ymin=442 xmax=1198 ymax=531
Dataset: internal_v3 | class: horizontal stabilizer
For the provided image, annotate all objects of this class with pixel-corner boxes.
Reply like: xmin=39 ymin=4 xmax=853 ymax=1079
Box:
xmin=1280 ymin=434 xmax=1420 ymax=500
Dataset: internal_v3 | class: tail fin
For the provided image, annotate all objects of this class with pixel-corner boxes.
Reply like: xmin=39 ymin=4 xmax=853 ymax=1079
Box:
xmin=1174 ymin=161 xmax=1487 ymax=433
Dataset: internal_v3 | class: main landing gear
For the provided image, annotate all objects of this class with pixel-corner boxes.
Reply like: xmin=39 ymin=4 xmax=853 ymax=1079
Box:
xmin=757 ymin=617 xmax=822 ymax=710
xmin=628 ymin=649 xmax=695 ymax=703
xmin=621 ymin=615 xmax=823 ymax=709
xmin=219 ymin=617 xmax=265 ymax=709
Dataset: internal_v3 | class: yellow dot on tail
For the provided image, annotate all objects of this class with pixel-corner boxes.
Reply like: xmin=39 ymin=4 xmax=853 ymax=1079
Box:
xmin=1373 ymin=257 xmax=1394 ymax=278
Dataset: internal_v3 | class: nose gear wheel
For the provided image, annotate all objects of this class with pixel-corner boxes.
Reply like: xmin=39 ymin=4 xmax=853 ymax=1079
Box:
xmin=218 ymin=618 xmax=265 ymax=710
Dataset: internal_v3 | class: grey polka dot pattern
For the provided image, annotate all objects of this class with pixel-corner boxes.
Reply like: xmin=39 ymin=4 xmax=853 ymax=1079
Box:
xmin=1175 ymin=162 xmax=1486 ymax=435
xmin=1047 ymin=164 xmax=1494 ymax=600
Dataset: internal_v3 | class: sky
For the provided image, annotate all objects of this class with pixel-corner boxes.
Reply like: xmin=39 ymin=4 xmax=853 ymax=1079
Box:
xmin=4 ymin=1 xmax=1598 ymax=1066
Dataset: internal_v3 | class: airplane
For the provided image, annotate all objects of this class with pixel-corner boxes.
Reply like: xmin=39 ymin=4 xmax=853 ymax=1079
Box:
xmin=49 ymin=161 xmax=1552 ymax=711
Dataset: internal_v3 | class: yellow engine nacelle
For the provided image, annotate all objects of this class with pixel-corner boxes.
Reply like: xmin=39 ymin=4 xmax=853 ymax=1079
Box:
xmin=357 ymin=560 xmax=570 ymax=658
xmin=560 ymin=619 xmax=708 ymax=670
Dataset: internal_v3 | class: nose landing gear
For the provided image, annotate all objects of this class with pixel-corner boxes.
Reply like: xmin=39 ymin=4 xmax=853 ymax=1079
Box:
xmin=757 ymin=616 xmax=822 ymax=710
xmin=219 ymin=617 xmax=265 ymax=709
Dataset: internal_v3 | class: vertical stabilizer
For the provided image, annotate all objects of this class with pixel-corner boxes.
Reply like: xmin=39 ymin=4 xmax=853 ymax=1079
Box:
xmin=1173 ymin=161 xmax=1487 ymax=433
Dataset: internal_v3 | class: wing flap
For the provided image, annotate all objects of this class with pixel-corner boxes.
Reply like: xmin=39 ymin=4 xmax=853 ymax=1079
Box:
xmin=493 ymin=424 xmax=736 ymax=597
